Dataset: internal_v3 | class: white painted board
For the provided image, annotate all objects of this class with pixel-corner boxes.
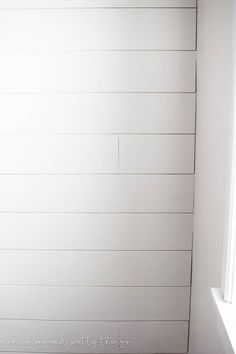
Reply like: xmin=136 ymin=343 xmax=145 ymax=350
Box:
xmin=119 ymin=135 xmax=195 ymax=173
xmin=0 ymin=0 xmax=197 ymax=8
xmin=0 ymin=9 xmax=196 ymax=50
xmin=0 ymin=52 xmax=196 ymax=93
xmin=0 ymin=286 xmax=190 ymax=320
xmin=0 ymin=213 xmax=193 ymax=250
xmin=0 ymin=135 xmax=118 ymax=173
xmin=0 ymin=250 xmax=191 ymax=286
xmin=0 ymin=320 xmax=188 ymax=353
xmin=0 ymin=175 xmax=194 ymax=212
xmin=0 ymin=93 xmax=196 ymax=134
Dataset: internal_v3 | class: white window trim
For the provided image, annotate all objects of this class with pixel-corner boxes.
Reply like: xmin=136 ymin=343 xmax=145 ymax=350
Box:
xmin=222 ymin=105 xmax=236 ymax=304
xmin=220 ymin=0 xmax=236 ymax=304
xmin=211 ymin=288 xmax=236 ymax=354
xmin=211 ymin=8 xmax=236 ymax=351
xmin=213 ymin=106 xmax=236 ymax=353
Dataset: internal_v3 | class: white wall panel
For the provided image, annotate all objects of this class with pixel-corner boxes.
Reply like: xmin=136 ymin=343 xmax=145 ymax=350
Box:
xmin=0 ymin=52 xmax=196 ymax=93
xmin=0 ymin=175 xmax=194 ymax=212
xmin=0 ymin=0 xmax=197 ymax=8
xmin=0 ymin=320 xmax=188 ymax=353
xmin=0 ymin=3 xmax=196 ymax=353
xmin=0 ymin=213 xmax=193 ymax=250
xmin=120 ymin=135 xmax=195 ymax=173
xmin=0 ymin=286 xmax=190 ymax=320
xmin=0 ymin=93 xmax=196 ymax=134
xmin=0 ymin=9 xmax=196 ymax=50
xmin=0 ymin=135 xmax=118 ymax=173
xmin=0 ymin=251 xmax=191 ymax=286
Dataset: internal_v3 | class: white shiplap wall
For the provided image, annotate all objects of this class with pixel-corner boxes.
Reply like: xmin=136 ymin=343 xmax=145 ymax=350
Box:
xmin=0 ymin=1 xmax=196 ymax=353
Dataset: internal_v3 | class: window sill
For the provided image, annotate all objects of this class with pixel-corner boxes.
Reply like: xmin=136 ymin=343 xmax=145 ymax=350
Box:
xmin=211 ymin=288 xmax=236 ymax=354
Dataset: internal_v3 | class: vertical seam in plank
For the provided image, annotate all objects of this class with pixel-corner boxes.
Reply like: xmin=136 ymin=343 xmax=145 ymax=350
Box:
xmin=117 ymin=135 xmax=120 ymax=171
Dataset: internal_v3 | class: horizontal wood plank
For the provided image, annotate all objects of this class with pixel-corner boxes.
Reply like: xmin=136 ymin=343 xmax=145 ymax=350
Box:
xmin=0 ymin=286 xmax=190 ymax=320
xmin=0 ymin=320 xmax=188 ymax=353
xmin=0 ymin=250 xmax=191 ymax=286
xmin=0 ymin=213 xmax=193 ymax=250
xmin=0 ymin=135 xmax=118 ymax=173
xmin=0 ymin=0 xmax=196 ymax=8
xmin=0 ymin=52 xmax=196 ymax=93
xmin=0 ymin=93 xmax=196 ymax=134
xmin=0 ymin=9 xmax=196 ymax=50
xmin=0 ymin=135 xmax=195 ymax=174
xmin=119 ymin=135 xmax=195 ymax=173
xmin=0 ymin=175 xmax=194 ymax=212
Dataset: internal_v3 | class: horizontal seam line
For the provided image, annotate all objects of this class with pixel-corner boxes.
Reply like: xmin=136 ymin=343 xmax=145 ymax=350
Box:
xmin=0 ymin=49 xmax=196 ymax=52
xmin=0 ymin=7 xmax=197 ymax=10
xmin=0 ymin=249 xmax=192 ymax=252
xmin=0 ymin=133 xmax=196 ymax=135
xmin=0 ymin=283 xmax=191 ymax=289
xmin=0 ymin=92 xmax=197 ymax=94
xmin=0 ymin=319 xmax=190 ymax=323
xmin=0 ymin=173 xmax=195 ymax=175
xmin=0 ymin=212 xmax=194 ymax=214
